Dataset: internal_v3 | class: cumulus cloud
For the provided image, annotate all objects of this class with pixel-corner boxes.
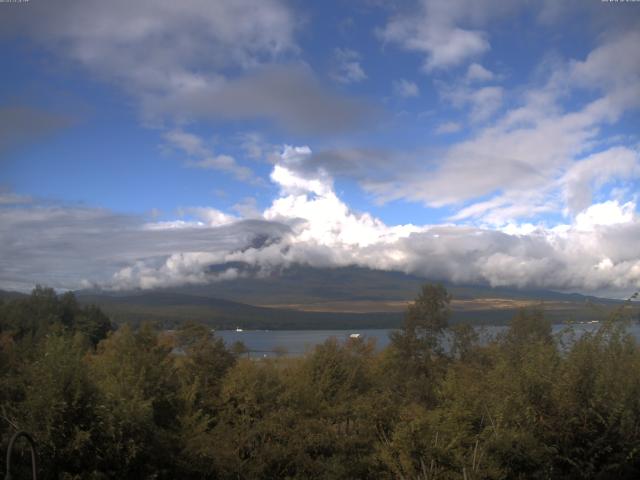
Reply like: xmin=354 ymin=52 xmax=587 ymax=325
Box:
xmin=574 ymin=200 xmax=636 ymax=231
xmin=244 ymin=174 xmax=640 ymax=295
xmin=264 ymin=147 xmax=424 ymax=249
xmin=2 ymin=148 xmax=640 ymax=297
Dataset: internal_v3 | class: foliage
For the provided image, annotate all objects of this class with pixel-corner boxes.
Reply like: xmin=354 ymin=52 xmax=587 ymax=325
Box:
xmin=1 ymin=285 xmax=640 ymax=479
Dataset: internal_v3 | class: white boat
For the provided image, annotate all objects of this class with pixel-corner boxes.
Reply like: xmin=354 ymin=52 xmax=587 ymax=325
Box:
xmin=349 ymin=333 xmax=360 ymax=339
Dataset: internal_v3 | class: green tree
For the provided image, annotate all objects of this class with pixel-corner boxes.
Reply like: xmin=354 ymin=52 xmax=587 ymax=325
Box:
xmin=172 ymin=322 xmax=237 ymax=478
xmin=74 ymin=304 xmax=113 ymax=347
xmin=6 ymin=332 xmax=101 ymax=479
xmin=504 ymin=307 xmax=552 ymax=349
xmin=89 ymin=323 xmax=180 ymax=478
xmin=174 ymin=321 xmax=235 ymax=408
xmin=385 ymin=284 xmax=452 ymax=405
xmin=0 ymin=287 xmax=112 ymax=347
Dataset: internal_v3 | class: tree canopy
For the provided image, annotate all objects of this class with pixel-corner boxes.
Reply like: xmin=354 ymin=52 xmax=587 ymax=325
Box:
xmin=1 ymin=285 xmax=640 ymax=479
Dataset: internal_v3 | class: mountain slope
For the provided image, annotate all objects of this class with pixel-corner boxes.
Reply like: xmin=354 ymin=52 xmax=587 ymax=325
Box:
xmin=77 ymin=291 xmax=404 ymax=330
xmin=75 ymin=265 xmax=632 ymax=329
xmin=154 ymin=264 xmax=622 ymax=305
xmin=0 ymin=289 xmax=28 ymax=301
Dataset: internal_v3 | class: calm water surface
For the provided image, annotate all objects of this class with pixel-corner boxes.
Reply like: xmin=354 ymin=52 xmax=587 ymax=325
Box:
xmin=216 ymin=322 xmax=640 ymax=358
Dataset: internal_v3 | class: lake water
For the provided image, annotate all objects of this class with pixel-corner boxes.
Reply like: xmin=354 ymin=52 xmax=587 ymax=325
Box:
xmin=216 ymin=322 xmax=640 ymax=358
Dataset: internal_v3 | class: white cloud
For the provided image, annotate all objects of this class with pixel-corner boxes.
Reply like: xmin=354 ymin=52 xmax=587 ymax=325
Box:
xmin=466 ymin=62 xmax=495 ymax=82
xmin=449 ymin=190 xmax=556 ymax=227
xmin=2 ymin=0 xmax=373 ymax=136
xmin=265 ymin=146 xmax=424 ymax=250
xmin=271 ymin=145 xmax=333 ymax=196
xmin=163 ymin=130 xmax=209 ymax=157
xmin=190 ymin=155 xmax=253 ymax=182
xmin=435 ymin=121 xmax=462 ymax=134
xmin=5 ymin=0 xmax=296 ymax=102
xmin=232 ymin=197 xmax=262 ymax=219
xmin=499 ymin=223 xmax=538 ymax=236
xmin=143 ymin=220 xmax=206 ymax=230
xmin=2 ymin=2 xmax=639 ymax=296
xmin=112 ymin=254 xmax=243 ymax=290
xmin=183 ymin=207 xmax=238 ymax=227
xmin=393 ymin=79 xmax=420 ymax=98
xmin=237 ymin=132 xmax=280 ymax=163
xmin=378 ymin=0 xmax=515 ymax=71
xmin=332 ymin=31 xmax=640 ymax=227
xmin=0 ymin=201 xmax=290 ymax=291
xmin=144 ymin=207 xmax=239 ymax=230
xmin=381 ymin=12 xmax=487 ymax=71
xmin=331 ymin=48 xmax=367 ymax=84
xmin=469 ymin=86 xmax=503 ymax=121
xmin=569 ymin=30 xmax=640 ymax=102
xmin=108 ymin=148 xmax=640 ymax=294
xmin=164 ymin=129 xmax=257 ymax=183
xmin=2 ymin=152 xmax=640 ymax=296
xmin=561 ymin=146 xmax=640 ymax=214
xmin=574 ymin=200 xmax=636 ymax=231
xmin=440 ymin=83 xmax=504 ymax=122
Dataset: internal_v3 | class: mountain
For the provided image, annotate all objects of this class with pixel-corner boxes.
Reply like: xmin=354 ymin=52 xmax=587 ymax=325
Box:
xmin=75 ymin=265 xmax=633 ymax=329
xmin=0 ymin=289 xmax=28 ymax=301
xmin=154 ymin=264 xmax=624 ymax=306
xmin=76 ymin=290 xmax=403 ymax=330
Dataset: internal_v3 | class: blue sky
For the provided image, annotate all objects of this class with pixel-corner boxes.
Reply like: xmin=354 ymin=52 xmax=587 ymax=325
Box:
xmin=1 ymin=0 xmax=639 ymax=296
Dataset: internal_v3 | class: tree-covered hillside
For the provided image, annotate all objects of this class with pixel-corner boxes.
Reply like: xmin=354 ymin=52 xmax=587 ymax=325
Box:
xmin=1 ymin=286 xmax=640 ymax=479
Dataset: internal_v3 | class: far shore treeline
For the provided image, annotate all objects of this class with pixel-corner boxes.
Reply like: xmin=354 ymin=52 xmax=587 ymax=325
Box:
xmin=1 ymin=285 xmax=640 ymax=479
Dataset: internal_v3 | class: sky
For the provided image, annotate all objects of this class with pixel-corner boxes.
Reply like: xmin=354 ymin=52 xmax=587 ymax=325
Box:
xmin=0 ymin=0 xmax=639 ymax=297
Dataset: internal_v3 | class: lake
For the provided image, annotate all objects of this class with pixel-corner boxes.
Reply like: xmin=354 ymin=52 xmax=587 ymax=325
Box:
xmin=216 ymin=322 xmax=640 ymax=358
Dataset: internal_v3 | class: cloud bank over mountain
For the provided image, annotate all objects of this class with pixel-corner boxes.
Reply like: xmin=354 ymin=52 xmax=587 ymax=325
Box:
xmin=2 ymin=145 xmax=639 ymax=297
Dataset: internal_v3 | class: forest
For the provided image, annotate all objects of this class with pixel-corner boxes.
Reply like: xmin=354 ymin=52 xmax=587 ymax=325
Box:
xmin=1 ymin=285 xmax=640 ymax=479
